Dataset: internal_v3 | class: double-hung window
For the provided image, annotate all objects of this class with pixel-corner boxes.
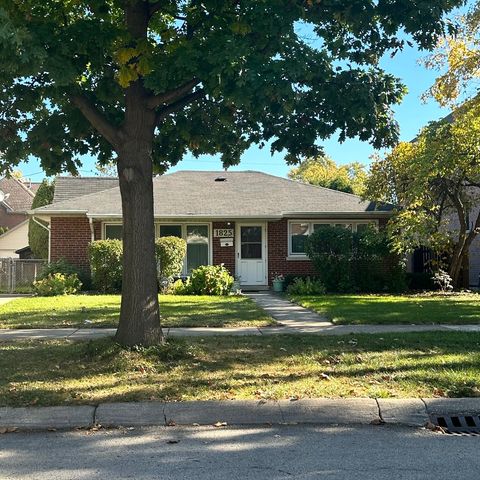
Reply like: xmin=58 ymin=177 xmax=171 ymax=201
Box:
xmin=158 ymin=224 xmax=210 ymax=275
xmin=288 ymin=221 xmax=377 ymax=257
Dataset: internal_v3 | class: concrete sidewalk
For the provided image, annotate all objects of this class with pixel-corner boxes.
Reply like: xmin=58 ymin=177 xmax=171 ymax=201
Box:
xmin=1 ymin=397 xmax=480 ymax=431
xmin=1 ymin=323 xmax=480 ymax=342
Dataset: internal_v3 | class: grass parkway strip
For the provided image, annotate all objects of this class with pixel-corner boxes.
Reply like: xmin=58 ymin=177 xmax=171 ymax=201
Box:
xmin=1 ymin=332 xmax=479 ymax=407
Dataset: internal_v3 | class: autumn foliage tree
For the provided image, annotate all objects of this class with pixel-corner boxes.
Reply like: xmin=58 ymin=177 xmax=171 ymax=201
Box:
xmin=0 ymin=0 xmax=462 ymax=345
xmin=289 ymin=155 xmax=367 ymax=195
xmin=365 ymin=100 xmax=480 ymax=288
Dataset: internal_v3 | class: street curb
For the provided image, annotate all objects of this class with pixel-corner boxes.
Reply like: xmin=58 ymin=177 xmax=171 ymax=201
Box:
xmin=2 ymin=398 xmax=480 ymax=431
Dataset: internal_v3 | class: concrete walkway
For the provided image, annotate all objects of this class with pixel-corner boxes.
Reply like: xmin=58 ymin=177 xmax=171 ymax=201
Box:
xmin=245 ymin=292 xmax=332 ymax=327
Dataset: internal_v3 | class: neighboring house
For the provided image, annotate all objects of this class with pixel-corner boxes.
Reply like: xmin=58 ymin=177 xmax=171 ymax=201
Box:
xmin=31 ymin=171 xmax=392 ymax=288
xmin=0 ymin=177 xmax=40 ymax=257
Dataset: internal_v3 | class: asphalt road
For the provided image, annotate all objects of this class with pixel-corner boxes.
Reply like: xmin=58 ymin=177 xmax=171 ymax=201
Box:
xmin=1 ymin=425 xmax=479 ymax=479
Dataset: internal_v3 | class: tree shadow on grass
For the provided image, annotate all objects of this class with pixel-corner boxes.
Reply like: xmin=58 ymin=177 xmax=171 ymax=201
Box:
xmin=1 ymin=332 xmax=480 ymax=407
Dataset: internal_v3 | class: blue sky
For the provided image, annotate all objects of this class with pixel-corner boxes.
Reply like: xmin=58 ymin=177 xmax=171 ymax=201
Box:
xmin=18 ymin=19 xmax=460 ymax=181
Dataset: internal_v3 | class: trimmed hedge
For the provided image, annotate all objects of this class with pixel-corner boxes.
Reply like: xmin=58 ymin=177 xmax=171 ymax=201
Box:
xmin=88 ymin=240 xmax=123 ymax=293
xmin=305 ymin=225 xmax=407 ymax=293
xmin=155 ymin=236 xmax=187 ymax=280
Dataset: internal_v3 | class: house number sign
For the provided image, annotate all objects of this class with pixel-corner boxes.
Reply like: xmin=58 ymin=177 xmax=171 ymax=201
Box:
xmin=214 ymin=228 xmax=234 ymax=237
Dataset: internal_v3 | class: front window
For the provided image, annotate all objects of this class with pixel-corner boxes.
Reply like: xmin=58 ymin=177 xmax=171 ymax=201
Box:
xmin=159 ymin=225 xmax=182 ymax=238
xmin=186 ymin=225 xmax=209 ymax=273
xmin=289 ymin=221 xmax=377 ymax=256
xmin=105 ymin=224 xmax=122 ymax=240
xmin=290 ymin=223 xmax=310 ymax=254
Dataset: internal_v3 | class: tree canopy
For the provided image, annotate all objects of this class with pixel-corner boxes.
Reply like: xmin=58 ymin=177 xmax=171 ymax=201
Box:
xmin=425 ymin=1 xmax=480 ymax=106
xmin=365 ymin=100 xmax=480 ymax=287
xmin=0 ymin=0 xmax=462 ymax=173
xmin=289 ymin=156 xmax=367 ymax=195
xmin=0 ymin=0 xmax=463 ymax=345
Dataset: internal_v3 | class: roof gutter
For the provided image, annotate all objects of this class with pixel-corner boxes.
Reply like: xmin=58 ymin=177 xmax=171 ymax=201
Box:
xmin=283 ymin=211 xmax=393 ymax=218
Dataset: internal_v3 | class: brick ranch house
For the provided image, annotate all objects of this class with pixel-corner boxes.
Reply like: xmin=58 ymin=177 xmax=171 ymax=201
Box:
xmin=31 ymin=171 xmax=393 ymax=288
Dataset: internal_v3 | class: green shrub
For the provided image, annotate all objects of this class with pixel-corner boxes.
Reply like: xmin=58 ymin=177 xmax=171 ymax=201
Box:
xmin=166 ymin=278 xmax=192 ymax=295
xmin=38 ymin=258 xmax=90 ymax=289
xmin=33 ymin=273 xmax=82 ymax=296
xmin=305 ymin=225 xmax=406 ymax=293
xmin=155 ymin=236 xmax=187 ymax=280
xmin=189 ymin=264 xmax=234 ymax=295
xmin=286 ymin=276 xmax=326 ymax=295
xmin=88 ymin=240 xmax=123 ymax=293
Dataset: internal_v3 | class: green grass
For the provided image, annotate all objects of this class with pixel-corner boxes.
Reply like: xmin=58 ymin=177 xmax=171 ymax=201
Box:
xmin=1 ymin=332 xmax=479 ymax=406
xmin=290 ymin=293 xmax=480 ymax=325
xmin=0 ymin=295 xmax=275 ymax=329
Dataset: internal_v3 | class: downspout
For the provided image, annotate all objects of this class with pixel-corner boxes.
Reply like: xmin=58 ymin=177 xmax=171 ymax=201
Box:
xmin=88 ymin=217 xmax=95 ymax=279
xmin=31 ymin=216 xmax=51 ymax=263
xmin=88 ymin=217 xmax=95 ymax=243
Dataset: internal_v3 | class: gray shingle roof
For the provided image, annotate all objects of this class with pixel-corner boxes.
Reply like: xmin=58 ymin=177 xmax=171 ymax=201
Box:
xmin=52 ymin=176 xmax=119 ymax=203
xmin=0 ymin=177 xmax=36 ymax=213
xmin=34 ymin=171 xmax=392 ymax=218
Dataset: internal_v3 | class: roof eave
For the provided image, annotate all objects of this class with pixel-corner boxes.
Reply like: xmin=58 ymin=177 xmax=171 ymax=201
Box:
xmin=283 ymin=211 xmax=393 ymax=218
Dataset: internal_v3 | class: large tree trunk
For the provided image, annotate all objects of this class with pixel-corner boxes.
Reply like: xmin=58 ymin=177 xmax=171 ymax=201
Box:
xmin=114 ymin=123 xmax=163 ymax=347
xmin=449 ymin=239 xmax=466 ymax=288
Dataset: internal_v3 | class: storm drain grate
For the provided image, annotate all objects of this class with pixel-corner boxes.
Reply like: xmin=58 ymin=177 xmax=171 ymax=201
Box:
xmin=430 ymin=414 xmax=480 ymax=436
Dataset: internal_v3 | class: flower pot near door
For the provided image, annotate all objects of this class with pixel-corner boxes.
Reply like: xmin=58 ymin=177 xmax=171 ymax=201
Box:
xmin=272 ymin=279 xmax=284 ymax=292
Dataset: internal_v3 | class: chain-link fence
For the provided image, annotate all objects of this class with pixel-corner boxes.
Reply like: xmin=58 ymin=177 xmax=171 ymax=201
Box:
xmin=0 ymin=258 xmax=46 ymax=293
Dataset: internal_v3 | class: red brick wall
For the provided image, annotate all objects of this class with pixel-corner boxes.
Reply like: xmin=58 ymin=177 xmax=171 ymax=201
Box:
xmin=267 ymin=219 xmax=315 ymax=284
xmin=50 ymin=217 xmax=97 ymax=271
xmin=212 ymin=221 xmax=236 ymax=276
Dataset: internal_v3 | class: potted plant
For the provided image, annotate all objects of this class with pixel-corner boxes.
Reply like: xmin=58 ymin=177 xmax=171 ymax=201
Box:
xmin=272 ymin=273 xmax=285 ymax=293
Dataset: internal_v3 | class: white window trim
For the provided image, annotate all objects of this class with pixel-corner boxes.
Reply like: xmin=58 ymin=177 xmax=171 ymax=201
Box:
xmin=103 ymin=222 xmax=123 ymax=240
xmin=102 ymin=221 xmax=213 ymax=276
xmin=287 ymin=219 xmax=379 ymax=259
xmin=157 ymin=222 xmax=212 ymax=276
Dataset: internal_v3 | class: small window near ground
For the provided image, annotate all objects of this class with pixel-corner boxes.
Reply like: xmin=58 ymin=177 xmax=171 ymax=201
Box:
xmin=105 ymin=224 xmax=122 ymax=240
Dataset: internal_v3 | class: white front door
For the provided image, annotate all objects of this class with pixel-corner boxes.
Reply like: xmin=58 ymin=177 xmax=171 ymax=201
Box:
xmin=236 ymin=223 xmax=267 ymax=286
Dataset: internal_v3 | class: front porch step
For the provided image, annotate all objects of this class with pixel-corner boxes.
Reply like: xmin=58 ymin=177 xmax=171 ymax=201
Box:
xmin=241 ymin=285 xmax=270 ymax=292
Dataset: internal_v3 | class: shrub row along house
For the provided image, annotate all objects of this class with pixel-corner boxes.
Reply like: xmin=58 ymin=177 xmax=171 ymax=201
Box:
xmin=31 ymin=171 xmax=393 ymax=289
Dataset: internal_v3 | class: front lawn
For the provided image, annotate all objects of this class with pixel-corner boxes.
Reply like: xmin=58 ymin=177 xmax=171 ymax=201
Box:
xmin=1 ymin=332 xmax=479 ymax=406
xmin=290 ymin=293 xmax=480 ymax=325
xmin=0 ymin=295 xmax=274 ymax=329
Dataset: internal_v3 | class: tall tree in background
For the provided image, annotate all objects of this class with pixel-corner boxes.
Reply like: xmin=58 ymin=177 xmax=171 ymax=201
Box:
xmin=0 ymin=0 xmax=462 ymax=345
xmin=365 ymin=100 xmax=480 ymax=288
xmin=29 ymin=180 xmax=54 ymax=259
xmin=424 ymin=1 xmax=480 ymax=106
xmin=289 ymin=156 xmax=367 ymax=195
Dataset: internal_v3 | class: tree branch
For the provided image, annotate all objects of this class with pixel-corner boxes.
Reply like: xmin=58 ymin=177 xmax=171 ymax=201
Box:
xmin=156 ymin=89 xmax=205 ymax=124
xmin=71 ymin=95 xmax=121 ymax=148
xmin=147 ymin=79 xmax=200 ymax=109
